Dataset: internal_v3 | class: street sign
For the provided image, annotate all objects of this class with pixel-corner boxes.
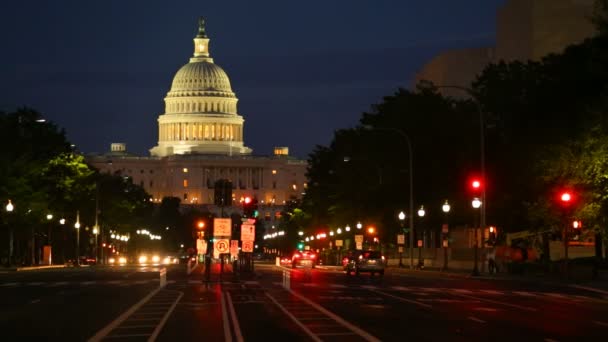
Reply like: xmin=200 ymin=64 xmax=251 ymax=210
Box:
xmin=240 ymin=224 xmax=255 ymax=241
xmin=417 ymin=239 xmax=423 ymax=247
xmin=356 ymin=242 xmax=363 ymax=250
xmin=214 ymin=218 xmax=232 ymax=237
xmin=442 ymin=224 xmax=449 ymax=234
xmin=215 ymin=239 xmax=230 ymax=254
xmin=355 ymin=234 xmax=364 ymax=243
xmin=335 ymin=240 xmax=343 ymax=247
xmin=242 ymin=240 xmax=254 ymax=252
xmin=397 ymin=234 xmax=405 ymax=245
xmin=197 ymin=239 xmax=207 ymax=254
xmin=230 ymin=240 xmax=239 ymax=258
xmin=442 ymin=239 xmax=449 ymax=247
xmin=398 ymin=246 xmax=404 ymax=253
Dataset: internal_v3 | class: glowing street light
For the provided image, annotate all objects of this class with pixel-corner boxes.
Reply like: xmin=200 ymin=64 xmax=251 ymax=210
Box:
xmin=356 ymin=222 xmax=362 ymax=229
xmin=74 ymin=211 xmax=81 ymax=266
xmin=417 ymin=206 xmax=426 ymax=217
xmin=442 ymin=200 xmax=451 ymax=213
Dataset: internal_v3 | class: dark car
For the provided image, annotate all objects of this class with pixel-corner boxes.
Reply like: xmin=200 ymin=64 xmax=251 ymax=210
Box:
xmin=292 ymin=250 xmax=317 ymax=268
xmin=343 ymin=250 xmax=385 ymax=276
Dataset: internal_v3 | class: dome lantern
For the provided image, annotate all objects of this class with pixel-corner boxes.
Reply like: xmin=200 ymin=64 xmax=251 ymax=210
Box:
xmin=191 ymin=17 xmax=212 ymax=63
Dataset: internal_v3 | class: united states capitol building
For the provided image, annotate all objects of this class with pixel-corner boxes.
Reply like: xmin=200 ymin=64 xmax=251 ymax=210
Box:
xmin=87 ymin=19 xmax=307 ymax=220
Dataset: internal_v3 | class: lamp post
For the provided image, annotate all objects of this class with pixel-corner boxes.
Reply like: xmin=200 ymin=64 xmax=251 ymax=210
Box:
xmin=46 ymin=213 xmax=53 ymax=265
xmin=74 ymin=211 xmax=81 ymax=266
xmin=441 ymin=200 xmax=450 ymax=270
xmin=6 ymin=200 xmax=14 ymax=266
xmin=436 ymin=85 xmax=486 ymax=235
xmin=417 ymin=205 xmax=425 ymax=268
xmin=363 ymin=126 xmax=415 ymax=269
xmin=398 ymin=211 xmax=406 ymax=267
xmin=59 ymin=218 xmax=65 ymax=264
xmin=472 ymin=197 xmax=482 ymax=276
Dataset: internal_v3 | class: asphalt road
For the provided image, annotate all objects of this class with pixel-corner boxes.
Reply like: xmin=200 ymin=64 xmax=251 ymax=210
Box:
xmin=1 ymin=263 xmax=607 ymax=341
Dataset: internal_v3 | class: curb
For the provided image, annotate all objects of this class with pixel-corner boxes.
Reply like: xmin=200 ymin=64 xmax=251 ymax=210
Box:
xmin=16 ymin=265 xmax=67 ymax=271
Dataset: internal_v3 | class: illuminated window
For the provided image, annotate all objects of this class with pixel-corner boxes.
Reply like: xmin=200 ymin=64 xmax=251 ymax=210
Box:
xmin=183 ymin=179 xmax=188 ymax=188
xmin=183 ymin=168 xmax=188 ymax=173
xmin=272 ymin=170 xmax=277 ymax=175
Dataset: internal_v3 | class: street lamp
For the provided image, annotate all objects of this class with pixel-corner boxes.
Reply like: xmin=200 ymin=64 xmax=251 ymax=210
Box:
xmin=45 ymin=213 xmax=53 ymax=265
xmin=363 ymin=126 xmax=415 ymax=269
xmin=345 ymin=225 xmax=351 ymax=232
xmin=74 ymin=211 xmax=81 ymax=266
xmin=398 ymin=211 xmax=406 ymax=267
xmin=471 ymin=197 xmax=482 ymax=276
xmin=441 ymin=200 xmax=450 ymax=270
xmin=417 ymin=205 xmax=425 ymax=268
xmin=6 ymin=200 xmax=14 ymax=266
xmin=356 ymin=222 xmax=362 ymax=230
xmin=436 ymin=85 xmax=486 ymax=236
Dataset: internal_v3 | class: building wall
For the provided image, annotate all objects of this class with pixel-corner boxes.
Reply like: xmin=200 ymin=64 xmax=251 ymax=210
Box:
xmin=87 ymin=155 xmax=308 ymax=207
xmin=413 ymin=47 xmax=495 ymax=97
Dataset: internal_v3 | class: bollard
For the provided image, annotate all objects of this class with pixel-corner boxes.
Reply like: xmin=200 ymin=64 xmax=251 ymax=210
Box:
xmin=160 ymin=267 xmax=167 ymax=288
xmin=282 ymin=270 xmax=291 ymax=289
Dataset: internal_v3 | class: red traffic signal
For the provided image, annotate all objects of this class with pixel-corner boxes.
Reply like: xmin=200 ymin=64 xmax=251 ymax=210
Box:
xmin=244 ymin=196 xmax=252 ymax=204
xmin=472 ymin=180 xmax=481 ymax=189
xmin=561 ymin=192 xmax=572 ymax=202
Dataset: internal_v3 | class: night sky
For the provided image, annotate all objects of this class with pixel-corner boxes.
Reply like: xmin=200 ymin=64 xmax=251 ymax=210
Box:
xmin=1 ymin=0 xmax=504 ymax=159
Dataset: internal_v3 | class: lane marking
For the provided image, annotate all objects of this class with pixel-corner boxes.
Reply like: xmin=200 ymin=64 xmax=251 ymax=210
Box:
xmin=570 ymin=285 xmax=608 ymax=296
xmin=451 ymin=289 xmax=473 ymax=294
xmin=513 ymin=291 xmax=537 ymax=297
xmin=115 ymin=325 xmax=157 ymax=329
xmin=468 ymin=316 xmax=486 ymax=324
xmin=372 ymin=290 xmax=432 ymax=309
xmin=593 ymin=320 xmax=608 ymax=327
xmin=479 ymin=290 xmax=502 ymax=295
xmin=391 ymin=286 xmax=410 ymax=291
xmin=88 ymin=287 xmax=161 ymax=342
xmin=544 ymin=338 xmax=559 ymax=342
xmin=49 ymin=282 xmax=69 ymax=287
xmin=188 ymin=280 xmax=202 ymax=284
xmin=243 ymin=281 xmax=259 ymax=285
xmin=329 ymin=284 xmax=346 ymax=288
xmin=220 ymin=292 xmax=232 ymax=342
xmin=81 ymin=281 xmax=96 ymax=285
xmin=360 ymin=285 xmax=378 ymax=290
xmin=28 ymin=282 xmax=44 ymax=286
xmin=287 ymin=290 xmax=382 ymax=342
xmin=30 ymin=299 xmax=41 ymax=304
xmin=265 ymin=293 xmax=322 ymax=342
xmin=473 ymin=307 xmax=498 ymax=312
xmin=148 ymin=291 xmax=183 ymax=342
xmin=448 ymin=292 xmax=537 ymax=312
xmin=226 ymin=292 xmax=244 ymax=342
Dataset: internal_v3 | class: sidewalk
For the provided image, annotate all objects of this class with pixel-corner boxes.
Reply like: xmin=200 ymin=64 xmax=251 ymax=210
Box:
xmin=388 ymin=265 xmax=608 ymax=292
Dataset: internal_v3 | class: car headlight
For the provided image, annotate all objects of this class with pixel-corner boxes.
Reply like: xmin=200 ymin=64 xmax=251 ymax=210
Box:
xmin=139 ymin=256 xmax=148 ymax=264
xmin=163 ymin=257 xmax=171 ymax=265
xmin=108 ymin=257 xmax=116 ymax=264
xmin=119 ymin=257 xmax=127 ymax=264
xmin=152 ymin=255 xmax=160 ymax=263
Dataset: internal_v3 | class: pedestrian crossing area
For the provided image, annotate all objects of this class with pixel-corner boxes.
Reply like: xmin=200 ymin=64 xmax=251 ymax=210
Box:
xmin=0 ymin=279 xmax=172 ymax=288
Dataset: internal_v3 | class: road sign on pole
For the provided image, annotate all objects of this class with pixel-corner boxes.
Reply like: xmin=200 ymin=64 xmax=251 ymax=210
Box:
xmin=356 ymin=242 xmax=363 ymax=250
xmin=355 ymin=235 xmax=364 ymax=243
xmin=397 ymin=234 xmax=405 ymax=245
xmin=242 ymin=240 xmax=254 ymax=252
xmin=214 ymin=218 xmax=232 ymax=237
xmin=215 ymin=239 xmax=230 ymax=254
xmin=241 ymin=224 xmax=255 ymax=241
xmin=230 ymin=240 xmax=239 ymax=258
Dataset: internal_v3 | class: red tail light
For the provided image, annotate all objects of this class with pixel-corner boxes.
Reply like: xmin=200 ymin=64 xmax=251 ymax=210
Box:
xmin=293 ymin=254 xmax=300 ymax=258
xmin=310 ymin=254 xmax=315 ymax=259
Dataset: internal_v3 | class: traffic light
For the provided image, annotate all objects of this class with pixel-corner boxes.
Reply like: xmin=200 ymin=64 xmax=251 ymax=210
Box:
xmin=242 ymin=196 xmax=258 ymax=218
xmin=297 ymin=242 xmax=304 ymax=250
xmin=558 ymin=191 xmax=574 ymax=205
xmin=572 ymin=220 xmax=582 ymax=229
xmin=488 ymin=226 xmax=497 ymax=245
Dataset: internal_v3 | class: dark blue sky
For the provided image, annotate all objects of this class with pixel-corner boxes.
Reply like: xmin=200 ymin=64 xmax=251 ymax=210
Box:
xmin=1 ymin=0 xmax=504 ymax=158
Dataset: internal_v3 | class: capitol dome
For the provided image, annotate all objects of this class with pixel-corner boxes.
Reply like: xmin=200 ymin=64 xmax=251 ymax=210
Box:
xmin=169 ymin=62 xmax=234 ymax=95
xmin=150 ymin=18 xmax=252 ymax=157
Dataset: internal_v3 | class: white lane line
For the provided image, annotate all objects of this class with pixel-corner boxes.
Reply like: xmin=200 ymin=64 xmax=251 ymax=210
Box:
xmin=593 ymin=320 xmax=608 ymax=327
xmin=544 ymin=338 xmax=559 ymax=342
xmin=451 ymin=289 xmax=473 ymax=294
xmin=30 ymin=299 xmax=41 ymax=304
xmin=570 ymin=285 xmax=608 ymax=296
xmin=449 ymin=292 xmax=537 ymax=312
xmin=243 ymin=281 xmax=259 ymax=285
xmin=88 ymin=287 xmax=161 ymax=342
xmin=265 ymin=293 xmax=322 ymax=342
xmin=544 ymin=293 xmax=568 ymax=299
xmin=473 ymin=307 xmax=498 ymax=312
xmin=148 ymin=291 xmax=183 ymax=342
xmin=391 ymin=286 xmax=410 ymax=291
xmin=28 ymin=282 xmax=44 ymax=286
xmin=115 ymin=325 xmax=157 ymax=329
xmin=468 ymin=316 xmax=486 ymax=324
xmin=226 ymin=292 xmax=244 ymax=342
xmin=188 ymin=280 xmax=202 ymax=284
xmin=220 ymin=292 xmax=232 ymax=342
xmin=360 ymin=285 xmax=378 ymax=290
xmin=479 ymin=290 xmax=503 ymax=295
xmin=287 ymin=290 xmax=382 ymax=342
xmin=513 ymin=291 xmax=537 ymax=297
xmin=48 ymin=282 xmax=69 ymax=287
xmin=329 ymin=284 xmax=346 ymax=288
xmin=81 ymin=281 xmax=96 ymax=285
xmin=373 ymin=290 xmax=432 ymax=309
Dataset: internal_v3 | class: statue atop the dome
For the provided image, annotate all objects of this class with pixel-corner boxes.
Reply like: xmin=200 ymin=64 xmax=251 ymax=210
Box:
xmin=197 ymin=17 xmax=207 ymax=38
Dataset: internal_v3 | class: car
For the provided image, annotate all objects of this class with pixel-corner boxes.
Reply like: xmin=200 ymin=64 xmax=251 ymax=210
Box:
xmin=344 ymin=250 xmax=385 ymax=276
xmin=291 ymin=250 xmax=317 ymax=268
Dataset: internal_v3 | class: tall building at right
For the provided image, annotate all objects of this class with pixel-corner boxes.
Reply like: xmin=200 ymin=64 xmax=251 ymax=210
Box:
xmin=414 ymin=0 xmax=597 ymax=94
